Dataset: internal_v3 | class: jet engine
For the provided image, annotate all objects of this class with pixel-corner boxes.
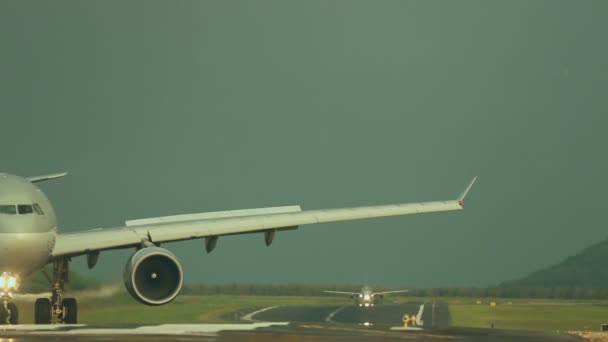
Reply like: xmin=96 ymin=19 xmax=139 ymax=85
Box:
xmin=123 ymin=247 xmax=184 ymax=306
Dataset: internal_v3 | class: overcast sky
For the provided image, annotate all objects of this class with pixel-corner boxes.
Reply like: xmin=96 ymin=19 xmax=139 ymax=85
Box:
xmin=1 ymin=1 xmax=607 ymax=288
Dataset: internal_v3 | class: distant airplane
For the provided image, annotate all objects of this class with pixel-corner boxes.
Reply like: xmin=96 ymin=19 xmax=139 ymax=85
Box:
xmin=0 ymin=172 xmax=476 ymax=324
xmin=324 ymin=286 xmax=409 ymax=307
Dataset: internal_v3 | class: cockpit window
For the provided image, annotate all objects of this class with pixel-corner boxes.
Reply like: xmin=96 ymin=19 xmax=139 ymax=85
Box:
xmin=17 ymin=204 xmax=34 ymax=215
xmin=0 ymin=205 xmax=17 ymax=215
xmin=33 ymin=203 xmax=45 ymax=215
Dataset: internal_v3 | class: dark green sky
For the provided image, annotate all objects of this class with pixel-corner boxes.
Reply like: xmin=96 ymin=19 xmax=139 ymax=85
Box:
xmin=1 ymin=1 xmax=607 ymax=287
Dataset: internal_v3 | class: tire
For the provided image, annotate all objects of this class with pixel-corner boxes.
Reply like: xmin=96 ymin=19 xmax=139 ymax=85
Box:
xmin=35 ymin=298 xmax=52 ymax=324
xmin=0 ymin=305 xmax=7 ymax=324
xmin=7 ymin=302 xmax=18 ymax=324
xmin=63 ymin=298 xmax=77 ymax=324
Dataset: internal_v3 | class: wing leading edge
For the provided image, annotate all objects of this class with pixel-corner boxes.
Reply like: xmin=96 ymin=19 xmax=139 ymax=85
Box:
xmin=52 ymin=177 xmax=477 ymax=259
xmin=373 ymin=289 xmax=409 ymax=295
xmin=323 ymin=290 xmax=361 ymax=295
xmin=27 ymin=172 xmax=68 ymax=183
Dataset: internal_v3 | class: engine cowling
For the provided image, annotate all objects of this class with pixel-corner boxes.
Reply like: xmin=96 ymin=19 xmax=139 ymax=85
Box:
xmin=123 ymin=247 xmax=184 ymax=306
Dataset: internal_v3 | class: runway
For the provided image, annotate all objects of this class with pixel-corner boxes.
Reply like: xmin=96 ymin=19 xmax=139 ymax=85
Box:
xmin=248 ymin=302 xmax=443 ymax=327
xmin=0 ymin=302 xmax=586 ymax=341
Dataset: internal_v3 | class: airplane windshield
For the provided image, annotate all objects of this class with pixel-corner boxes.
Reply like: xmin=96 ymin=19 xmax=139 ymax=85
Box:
xmin=33 ymin=203 xmax=44 ymax=215
xmin=17 ymin=205 xmax=34 ymax=215
xmin=0 ymin=205 xmax=17 ymax=215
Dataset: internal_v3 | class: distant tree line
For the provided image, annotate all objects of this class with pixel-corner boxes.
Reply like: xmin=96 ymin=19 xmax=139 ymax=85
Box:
xmin=181 ymin=283 xmax=362 ymax=297
xmin=407 ymin=287 xmax=607 ymax=300
xmin=181 ymin=284 xmax=608 ymax=300
xmin=23 ymin=267 xmax=101 ymax=293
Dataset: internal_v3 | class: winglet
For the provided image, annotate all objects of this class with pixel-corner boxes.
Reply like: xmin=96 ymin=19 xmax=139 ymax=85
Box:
xmin=27 ymin=172 xmax=68 ymax=183
xmin=457 ymin=176 xmax=477 ymax=206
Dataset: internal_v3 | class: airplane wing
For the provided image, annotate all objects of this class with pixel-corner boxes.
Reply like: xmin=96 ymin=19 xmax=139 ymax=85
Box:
xmin=373 ymin=289 xmax=409 ymax=295
xmin=27 ymin=172 xmax=68 ymax=183
xmin=52 ymin=177 xmax=477 ymax=259
xmin=323 ymin=291 xmax=361 ymax=296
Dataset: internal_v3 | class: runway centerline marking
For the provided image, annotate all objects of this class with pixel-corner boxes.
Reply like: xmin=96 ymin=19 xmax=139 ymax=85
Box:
xmin=325 ymin=305 xmax=346 ymax=323
xmin=242 ymin=306 xmax=278 ymax=322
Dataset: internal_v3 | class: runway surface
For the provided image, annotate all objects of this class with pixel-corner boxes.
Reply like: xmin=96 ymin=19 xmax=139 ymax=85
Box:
xmin=0 ymin=302 xmax=586 ymax=342
xmin=249 ymin=302 xmax=444 ymax=327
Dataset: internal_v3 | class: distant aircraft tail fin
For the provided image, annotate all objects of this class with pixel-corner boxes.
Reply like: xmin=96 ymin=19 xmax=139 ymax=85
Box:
xmin=27 ymin=172 xmax=68 ymax=183
xmin=457 ymin=177 xmax=477 ymax=206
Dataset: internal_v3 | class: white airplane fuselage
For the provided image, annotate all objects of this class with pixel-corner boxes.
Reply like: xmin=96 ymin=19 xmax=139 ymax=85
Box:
xmin=0 ymin=174 xmax=57 ymax=279
xmin=355 ymin=286 xmax=376 ymax=307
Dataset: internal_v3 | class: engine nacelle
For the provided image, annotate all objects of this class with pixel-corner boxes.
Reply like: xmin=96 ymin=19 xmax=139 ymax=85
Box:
xmin=123 ymin=247 xmax=184 ymax=306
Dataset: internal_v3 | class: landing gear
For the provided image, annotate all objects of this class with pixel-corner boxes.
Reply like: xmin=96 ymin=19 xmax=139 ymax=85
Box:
xmin=0 ymin=272 xmax=19 ymax=324
xmin=34 ymin=298 xmax=51 ymax=324
xmin=63 ymin=298 xmax=77 ymax=324
xmin=7 ymin=302 xmax=18 ymax=324
xmin=34 ymin=258 xmax=77 ymax=324
xmin=0 ymin=302 xmax=19 ymax=324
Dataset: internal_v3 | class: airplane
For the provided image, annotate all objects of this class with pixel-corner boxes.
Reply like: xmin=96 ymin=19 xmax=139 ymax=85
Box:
xmin=0 ymin=172 xmax=476 ymax=324
xmin=324 ymin=286 xmax=409 ymax=307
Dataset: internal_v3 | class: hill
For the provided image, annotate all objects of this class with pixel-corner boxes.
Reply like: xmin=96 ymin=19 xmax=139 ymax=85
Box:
xmin=501 ymin=238 xmax=608 ymax=288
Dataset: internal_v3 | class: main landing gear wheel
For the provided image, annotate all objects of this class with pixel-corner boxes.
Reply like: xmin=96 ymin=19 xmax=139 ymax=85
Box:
xmin=35 ymin=298 xmax=52 ymax=324
xmin=63 ymin=298 xmax=77 ymax=324
xmin=34 ymin=258 xmax=79 ymax=324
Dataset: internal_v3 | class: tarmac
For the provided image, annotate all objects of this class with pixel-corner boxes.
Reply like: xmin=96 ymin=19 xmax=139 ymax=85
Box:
xmin=0 ymin=302 xmax=587 ymax=342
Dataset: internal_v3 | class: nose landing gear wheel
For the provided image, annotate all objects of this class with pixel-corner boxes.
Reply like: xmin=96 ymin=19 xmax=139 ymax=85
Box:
xmin=35 ymin=298 xmax=52 ymax=324
xmin=0 ymin=302 xmax=19 ymax=324
xmin=7 ymin=303 xmax=18 ymax=324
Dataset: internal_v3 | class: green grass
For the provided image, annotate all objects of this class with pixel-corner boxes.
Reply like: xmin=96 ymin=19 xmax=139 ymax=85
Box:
xmin=81 ymin=294 xmax=346 ymax=324
xmin=14 ymin=293 xmax=608 ymax=332
xmin=447 ymin=298 xmax=608 ymax=332
xmin=15 ymin=292 xmax=345 ymax=324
